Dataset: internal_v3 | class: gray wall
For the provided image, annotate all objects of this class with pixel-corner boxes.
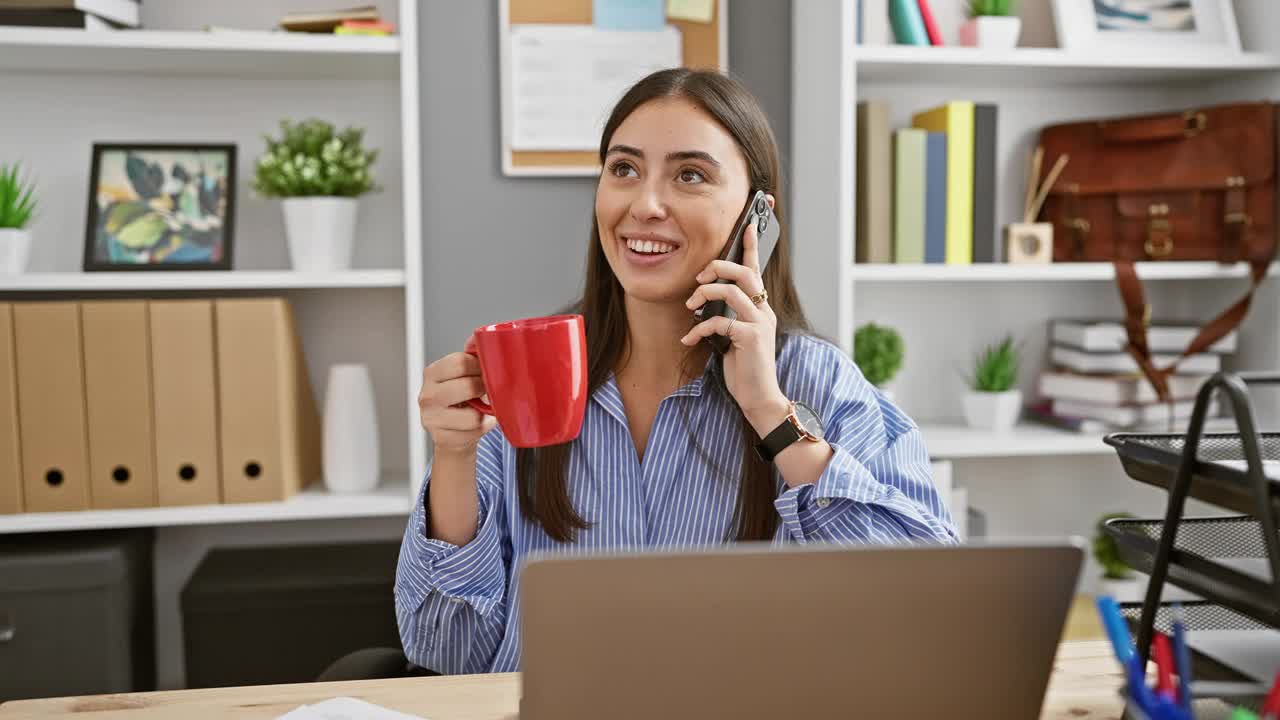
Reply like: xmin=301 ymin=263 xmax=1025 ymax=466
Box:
xmin=418 ymin=0 xmax=792 ymax=363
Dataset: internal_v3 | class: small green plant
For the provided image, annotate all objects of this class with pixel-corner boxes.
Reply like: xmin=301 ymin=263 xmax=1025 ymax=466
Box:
xmin=970 ymin=335 xmax=1018 ymax=392
xmin=854 ymin=322 xmax=904 ymax=387
xmin=252 ymin=118 xmax=381 ymax=198
xmin=966 ymin=0 xmax=1016 ymax=17
xmin=1094 ymin=511 xmax=1136 ymax=580
xmin=0 ymin=162 xmax=37 ymax=230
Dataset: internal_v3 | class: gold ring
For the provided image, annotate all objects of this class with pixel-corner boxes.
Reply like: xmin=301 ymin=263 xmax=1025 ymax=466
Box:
xmin=749 ymin=290 xmax=768 ymax=306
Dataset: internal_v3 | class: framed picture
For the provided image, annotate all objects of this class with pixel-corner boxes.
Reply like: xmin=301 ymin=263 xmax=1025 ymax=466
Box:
xmin=1052 ymin=0 xmax=1241 ymax=54
xmin=85 ymin=143 xmax=236 ymax=271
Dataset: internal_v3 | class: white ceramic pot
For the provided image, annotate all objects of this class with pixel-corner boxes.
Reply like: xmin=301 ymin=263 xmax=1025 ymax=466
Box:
xmin=322 ymin=363 xmax=381 ymax=494
xmin=959 ymin=16 xmax=1021 ymax=49
xmin=0 ymin=228 xmax=32 ymax=273
xmin=282 ymin=197 xmax=358 ymax=272
xmin=962 ymin=389 xmax=1022 ymax=431
xmin=1097 ymin=576 xmax=1143 ymax=603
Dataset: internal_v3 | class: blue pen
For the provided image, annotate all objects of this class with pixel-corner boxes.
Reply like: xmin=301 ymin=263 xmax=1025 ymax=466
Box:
xmin=1172 ymin=603 xmax=1194 ymax=712
xmin=1097 ymin=596 xmax=1135 ymax=664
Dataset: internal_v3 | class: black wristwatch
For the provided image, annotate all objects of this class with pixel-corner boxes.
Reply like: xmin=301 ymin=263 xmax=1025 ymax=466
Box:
xmin=755 ymin=400 xmax=825 ymax=462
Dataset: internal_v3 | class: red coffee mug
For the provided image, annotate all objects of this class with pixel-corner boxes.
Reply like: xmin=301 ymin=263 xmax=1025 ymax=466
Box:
xmin=464 ymin=314 xmax=588 ymax=448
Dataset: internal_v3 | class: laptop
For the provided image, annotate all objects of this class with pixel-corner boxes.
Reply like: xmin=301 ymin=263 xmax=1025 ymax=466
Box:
xmin=518 ymin=539 xmax=1084 ymax=720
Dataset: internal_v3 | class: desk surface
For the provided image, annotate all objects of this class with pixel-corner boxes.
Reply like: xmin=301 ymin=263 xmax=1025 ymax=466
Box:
xmin=0 ymin=641 xmax=1235 ymax=720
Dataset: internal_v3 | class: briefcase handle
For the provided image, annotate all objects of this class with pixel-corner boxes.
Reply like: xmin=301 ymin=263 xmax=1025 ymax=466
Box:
xmin=1100 ymin=110 xmax=1207 ymax=144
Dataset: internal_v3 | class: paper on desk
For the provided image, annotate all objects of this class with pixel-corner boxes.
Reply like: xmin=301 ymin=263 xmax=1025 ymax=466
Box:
xmin=275 ymin=697 xmax=426 ymax=720
xmin=509 ymin=25 xmax=682 ymax=151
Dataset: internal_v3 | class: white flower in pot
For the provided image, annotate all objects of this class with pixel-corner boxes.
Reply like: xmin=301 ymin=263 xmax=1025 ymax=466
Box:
xmin=959 ymin=0 xmax=1021 ymax=50
xmin=962 ymin=335 xmax=1021 ymax=431
xmin=854 ymin=322 xmax=904 ymax=404
xmin=0 ymin=162 xmax=36 ymax=274
xmin=252 ymin=119 xmax=381 ymax=272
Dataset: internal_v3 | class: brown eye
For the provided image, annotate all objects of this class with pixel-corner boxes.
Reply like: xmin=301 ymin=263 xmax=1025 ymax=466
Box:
xmin=609 ymin=161 xmax=638 ymax=178
xmin=678 ymin=168 xmax=705 ymax=184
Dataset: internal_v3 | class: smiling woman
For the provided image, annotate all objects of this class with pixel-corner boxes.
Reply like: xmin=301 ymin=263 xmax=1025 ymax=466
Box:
xmin=397 ymin=68 xmax=957 ymax=676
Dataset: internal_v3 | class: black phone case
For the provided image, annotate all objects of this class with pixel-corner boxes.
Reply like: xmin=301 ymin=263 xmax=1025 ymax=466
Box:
xmin=695 ymin=190 xmax=781 ymax=354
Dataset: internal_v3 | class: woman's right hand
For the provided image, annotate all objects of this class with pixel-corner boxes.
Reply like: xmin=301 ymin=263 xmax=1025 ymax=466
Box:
xmin=418 ymin=351 xmax=497 ymax=455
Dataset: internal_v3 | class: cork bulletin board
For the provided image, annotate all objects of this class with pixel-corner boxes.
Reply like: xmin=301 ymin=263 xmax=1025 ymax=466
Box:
xmin=499 ymin=0 xmax=728 ymax=176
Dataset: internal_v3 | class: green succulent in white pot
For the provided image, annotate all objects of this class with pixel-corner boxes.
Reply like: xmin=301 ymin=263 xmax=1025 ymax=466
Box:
xmin=0 ymin=162 xmax=37 ymax=274
xmin=959 ymin=0 xmax=1021 ymax=50
xmin=963 ymin=335 xmax=1021 ymax=431
xmin=252 ymin=119 xmax=380 ymax=272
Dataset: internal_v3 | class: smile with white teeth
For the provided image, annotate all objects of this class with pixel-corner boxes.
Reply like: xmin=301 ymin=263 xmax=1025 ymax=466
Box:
xmin=626 ymin=238 xmax=675 ymax=254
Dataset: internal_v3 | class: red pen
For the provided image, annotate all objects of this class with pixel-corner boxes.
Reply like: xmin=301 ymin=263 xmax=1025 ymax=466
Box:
xmin=1263 ymin=670 xmax=1280 ymax=718
xmin=1153 ymin=633 xmax=1177 ymax=702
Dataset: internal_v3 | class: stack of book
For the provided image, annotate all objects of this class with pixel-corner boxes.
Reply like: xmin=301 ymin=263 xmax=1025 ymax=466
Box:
xmin=279 ymin=5 xmax=394 ymax=35
xmin=856 ymin=0 xmax=944 ymax=46
xmin=0 ymin=0 xmax=139 ymax=31
xmin=856 ymin=99 xmax=997 ymax=266
xmin=1028 ymin=318 xmax=1235 ymax=433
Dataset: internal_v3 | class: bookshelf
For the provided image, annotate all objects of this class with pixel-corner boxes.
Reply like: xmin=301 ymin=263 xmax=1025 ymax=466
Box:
xmin=0 ymin=269 xmax=406 ymax=291
xmin=850 ymin=261 xmax=1280 ymax=283
xmin=0 ymin=26 xmax=399 ymax=78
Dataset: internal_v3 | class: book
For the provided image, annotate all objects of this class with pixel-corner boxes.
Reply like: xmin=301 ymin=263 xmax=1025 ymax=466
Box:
xmin=1053 ymin=398 xmax=1196 ymax=427
xmin=887 ymin=0 xmax=928 ymax=45
xmin=334 ymin=20 xmax=394 ymax=36
xmin=1050 ymin=346 xmax=1221 ymax=375
xmin=1038 ymin=371 xmax=1208 ymax=405
xmin=856 ymin=101 xmax=892 ymax=264
xmin=1024 ymin=400 xmax=1208 ymax=434
xmin=0 ymin=7 xmax=121 ymax=28
xmin=858 ymin=0 xmax=893 ymax=45
xmin=915 ymin=0 xmax=943 ymax=45
xmin=1051 ymin=319 xmax=1238 ymax=354
xmin=0 ymin=0 xmax=137 ymax=26
xmin=280 ymin=5 xmax=379 ymax=33
xmin=912 ymin=101 xmax=975 ymax=265
xmin=923 ymin=131 xmax=947 ymax=264
xmin=892 ymin=128 xmax=926 ymax=264
xmin=971 ymin=104 xmax=998 ymax=263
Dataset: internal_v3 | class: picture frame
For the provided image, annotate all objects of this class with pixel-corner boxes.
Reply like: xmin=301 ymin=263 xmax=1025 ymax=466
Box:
xmin=84 ymin=143 xmax=236 ymax=272
xmin=1051 ymin=0 xmax=1241 ymax=54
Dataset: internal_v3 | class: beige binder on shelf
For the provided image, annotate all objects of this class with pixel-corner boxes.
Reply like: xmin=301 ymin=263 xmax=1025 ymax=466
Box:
xmin=82 ymin=300 xmax=157 ymax=509
xmin=214 ymin=298 xmax=320 ymax=504
xmin=150 ymin=300 xmax=222 ymax=507
xmin=0 ymin=304 xmax=22 ymax=514
xmin=13 ymin=302 xmax=90 ymax=512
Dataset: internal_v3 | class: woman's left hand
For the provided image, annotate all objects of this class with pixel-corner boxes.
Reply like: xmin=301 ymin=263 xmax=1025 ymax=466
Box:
xmin=681 ymin=194 xmax=790 ymax=434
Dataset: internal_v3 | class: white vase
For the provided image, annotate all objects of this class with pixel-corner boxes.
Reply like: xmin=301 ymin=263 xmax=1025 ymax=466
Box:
xmin=963 ymin=389 xmax=1022 ymax=431
xmin=0 ymin=228 xmax=32 ymax=273
xmin=323 ymin=363 xmax=381 ymax=494
xmin=282 ymin=197 xmax=358 ymax=272
xmin=959 ymin=16 xmax=1021 ymax=49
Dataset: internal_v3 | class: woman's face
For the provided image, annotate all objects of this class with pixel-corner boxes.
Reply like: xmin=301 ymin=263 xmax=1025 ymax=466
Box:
xmin=595 ymin=97 xmax=752 ymax=305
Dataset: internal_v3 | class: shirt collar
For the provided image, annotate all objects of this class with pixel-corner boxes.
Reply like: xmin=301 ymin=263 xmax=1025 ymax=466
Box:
xmin=592 ymin=353 xmax=719 ymax=423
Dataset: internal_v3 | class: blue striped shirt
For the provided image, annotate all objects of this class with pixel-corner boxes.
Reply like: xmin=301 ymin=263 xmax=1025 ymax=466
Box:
xmin=395 ymin=334 xmax=957 ymax=674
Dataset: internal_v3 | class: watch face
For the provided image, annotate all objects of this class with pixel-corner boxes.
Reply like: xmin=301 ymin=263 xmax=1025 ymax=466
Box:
xmin=792 ymin=401 xmax=825 ymax=441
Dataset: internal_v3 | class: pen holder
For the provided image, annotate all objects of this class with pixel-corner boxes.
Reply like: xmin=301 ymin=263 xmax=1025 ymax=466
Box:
xmin=1004 ymin=222 xmax=1053 ymax=264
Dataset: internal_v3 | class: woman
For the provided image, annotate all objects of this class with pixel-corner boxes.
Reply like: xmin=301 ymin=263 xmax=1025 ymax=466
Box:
xmin=396 ymin=68 xmax=956 ymax=675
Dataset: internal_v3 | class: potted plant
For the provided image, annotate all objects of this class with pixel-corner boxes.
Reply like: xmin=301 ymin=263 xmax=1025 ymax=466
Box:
xmin=0 ymin=162 xmax=36 ymax=273
xmin=854 ymin=322 xmax=904 ymax=400
xmin=1094 ymin=511 xmax=1140 ymax=599
xmin=959 ymin=0 xmax=1021 ymax=50
xmin=252 ymin=118 xmax=380 ymax=272
xmin=963 ymin=335 xmax=1021 ymax=430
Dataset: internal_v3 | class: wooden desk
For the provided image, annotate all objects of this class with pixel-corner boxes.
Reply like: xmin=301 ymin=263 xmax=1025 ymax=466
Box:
xmin=0 ymin=641 xmax=1236 ymax=719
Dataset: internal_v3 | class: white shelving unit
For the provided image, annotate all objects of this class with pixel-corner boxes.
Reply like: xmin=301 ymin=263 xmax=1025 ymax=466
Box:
xmin=0 ymin=269 xmax=406 ymax=291
xmin=792 ymin=0 xmax=1280 ymax=455
xmin=0 ymin=476 xmax=411 ymax=534
xmin=0 ymin=26 xmax=399 ymax=78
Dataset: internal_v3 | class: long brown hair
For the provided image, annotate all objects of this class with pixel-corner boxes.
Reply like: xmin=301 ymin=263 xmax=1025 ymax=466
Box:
xmin=516 ymin=68 xmax=811 ymax=543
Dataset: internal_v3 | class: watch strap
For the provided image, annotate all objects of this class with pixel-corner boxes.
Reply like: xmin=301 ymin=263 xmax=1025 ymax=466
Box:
xmin=755 ymin=414 xmax=802 ymax=463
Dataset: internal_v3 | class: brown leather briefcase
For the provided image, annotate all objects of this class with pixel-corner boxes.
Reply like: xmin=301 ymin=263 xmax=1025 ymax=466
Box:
xmin=1036 ymin=102 xmax=1280 ymax=401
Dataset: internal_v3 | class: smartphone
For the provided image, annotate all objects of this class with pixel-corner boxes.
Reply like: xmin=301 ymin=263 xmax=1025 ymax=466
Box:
xmin=694 ymin=189 xmax=781 ymax=354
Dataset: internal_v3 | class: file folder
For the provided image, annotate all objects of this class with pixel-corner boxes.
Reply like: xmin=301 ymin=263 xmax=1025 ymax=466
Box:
xmin=82 ymin=300 xmax=157 ymax=509
xmin=214 ymin=298 xmax=320 ymax=504
xmin=0 ymin=304 xmax=21 ymax=514
xmin=150 ymin=300 xmax=222 ymax=507
xmin=13 ymin=302 xmax=90 ymax=512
